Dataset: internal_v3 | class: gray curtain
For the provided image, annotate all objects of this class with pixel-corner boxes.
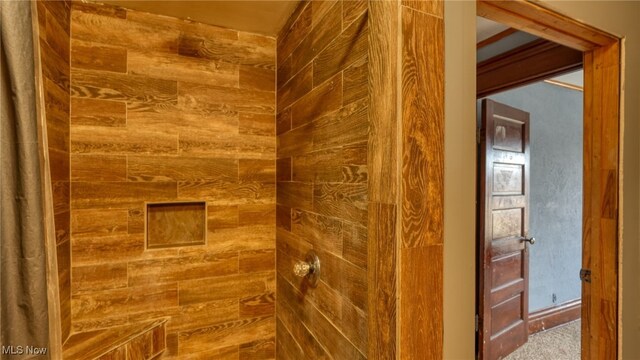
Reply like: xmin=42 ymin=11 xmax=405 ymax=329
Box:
xmin=1 ymin=1 xmax=51 ymax=359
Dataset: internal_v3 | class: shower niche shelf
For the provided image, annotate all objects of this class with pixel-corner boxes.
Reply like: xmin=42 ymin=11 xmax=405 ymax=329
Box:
xmin=146 ymin=201 xmax=207 ymax=249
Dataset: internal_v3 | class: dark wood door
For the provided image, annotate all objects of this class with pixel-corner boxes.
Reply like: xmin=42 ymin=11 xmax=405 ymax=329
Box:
xmin=478 ymin=99 xmax=532 ymax=360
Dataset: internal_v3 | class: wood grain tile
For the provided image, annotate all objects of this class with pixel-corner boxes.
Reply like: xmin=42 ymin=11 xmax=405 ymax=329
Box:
xmin=240 ymin=292 xmax=275 ymax=319
xmin=291 ymin=72 xmax=343 ymax=129
xmin=276 ymin=158 xmax=292 ymax=182
xmin=343 ymin=222 xmax=367 ymax=269
xmin=343 ymin=56 xmax=368 ymax=105
xmin=277 ymin=2 xmax=311 ymax=66
xmin=129 ymin=50 xmax=239 ymax=89
xmin=289 ymin=1 xmax=342 ymax=80
xmin=313 ymin=11 xmax=368 ymax=85
xmin=276 ymin=205 xmax=292 ymax=231
xmin=71 ymin=154 xmax=126 ymax=181
xmin=146 ymin=202 xmax=206 ymax=248
xmin=126 ymin=104 xmax=239 ymax=136
xmin=312 ymin=98 xmax=368 ymax=151
xmin=45 ymin=9 xmax=70 ymax=60
xmin=72 ymin=263 xmax=128 ymax=295
xmin=177 ymin=181 xmax=275 ymax=205
xmin=72 ymin=284 xmax=178 ymax=322
xmin=276 ymin=305 xmax=326 ymax=359
xmin=178 ymin=81 xmax=274 ymax=115
xmin=40 ymin=39 xmax=70 ymax=91
xmin=277 ymin=123 xmax=313 ymax=158
xmin=71 ymin=182 xmax=177 ymax=209
xmin=401 ymin=7 xmax=444 ymax=248
xmin=128 ymin=251 xmax=238 ymax=287
xmin=71 ymin=39 xmax=127 ymax=73
xmin=400 ymin=245 xmax=443 ymax=359
xmin=178 ymin=316 xmax=274 ymax=355
xmin=167 ymin=299 xmax=239 ymax=333
xmin=128 ymin=156 xmax=238 ymax=182
xmin=292 ymin=147 xmax=368 ymax=184
xmin=402 ymin=0 xmax=443 ymax=17
xmin=71 ymin=208 xmax=128 ymax=238
xmin=313 ymin=183 xmax=367 ymax=226
xmin=71 ymin=68 xmax=177 ymax=105
xmin=291 ymin=209 xmax=343 ymax=256
xmin=71 ymin=126 xmax=178 ymax=155
xmin=178 ymin=33 xmax=275 ymax=68
xmin=240 ymin=65 xmax=275 ymax=92
xmin=71 ymin=234 xmax=144 ymax=266
xmin=71 ymin=9 xmax=179 ymax=52
xmin=276 ymin=108 xmax=292 ymax=135
xmin=343 ymin=0 xmax=368 ymax=28
xmin=239 ymin=204 xmax=276 ymax=226
xmin=239 ymin=112 xmax=275 ymax=136
xmin=277 ymin=64 xmax=313 ymax=112
xmin=239 ymin=159 xmax=275 ymax=182
xmin=207 ymin=205 xmax=239 ymax=230
xmin=70 ymin=98 xmax=126 ymax=127
xmin=240 ymin=249 xmax=276 ymax=274
xmin=277 ymin=182 xmax=313 ymax=210
xmin=178 ymin=271 xmax=274 ymax=306
xmin=239 ymin=337 xmax=275 ymax=360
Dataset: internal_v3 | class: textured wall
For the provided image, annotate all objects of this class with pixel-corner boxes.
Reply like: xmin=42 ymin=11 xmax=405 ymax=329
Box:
xmin=275 ymin=0 xmax=369 ymax=358
xmin=36 ymin=0 xmax=72 ymax=342
xmin=483 ymin=81 xmax=583 ymax=311
xmin=69 ymin=3 xmax=276 ymax=358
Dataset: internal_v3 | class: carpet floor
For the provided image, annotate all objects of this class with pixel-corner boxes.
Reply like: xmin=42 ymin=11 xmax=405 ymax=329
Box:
xmin=504 ymin=320 xmax=580 ymax=360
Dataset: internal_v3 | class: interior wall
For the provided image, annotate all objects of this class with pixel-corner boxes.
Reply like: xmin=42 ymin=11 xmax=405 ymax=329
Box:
xmin=36 ymin=0 xmax=72 ymax=342
xmin=482 ymin=82 xmax=583 ymax=312
xmin=68 ymin=3 xmax=277 ymax=358
xmin=275 ymin=1 xmax=369 ymax=358
xmin=443 ymin=1 xmax=640 ymax=359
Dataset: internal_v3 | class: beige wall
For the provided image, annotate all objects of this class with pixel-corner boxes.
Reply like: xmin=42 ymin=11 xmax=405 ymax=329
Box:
xmin=443 ymin=1 xmax=640 ymax=359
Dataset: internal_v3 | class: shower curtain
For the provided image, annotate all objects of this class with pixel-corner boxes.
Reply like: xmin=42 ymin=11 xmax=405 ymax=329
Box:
xmin=1 ymin=1 xmax=52 ymax=358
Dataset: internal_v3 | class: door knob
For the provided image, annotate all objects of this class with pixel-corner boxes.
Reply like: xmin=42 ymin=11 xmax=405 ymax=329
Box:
xmin=293 ymin=250 xmax=320 ymax=287
xmin=523 ymin=237 xmax=536 ymax=245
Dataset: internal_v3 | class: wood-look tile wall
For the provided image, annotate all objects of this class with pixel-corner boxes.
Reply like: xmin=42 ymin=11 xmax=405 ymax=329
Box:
xmin=37 ymin=0 xmax=72 ymax=342
xmin=367 ymin=0 xmax=445 ymax=358
xmin=276 ymin=1 xmax=369 ymax=358
xmin=69 ymin=3 xmax=276 ymax=358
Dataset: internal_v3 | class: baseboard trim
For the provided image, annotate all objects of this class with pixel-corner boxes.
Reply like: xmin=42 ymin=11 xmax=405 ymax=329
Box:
xmin=528 ymin=298 xmax=581 ymax=335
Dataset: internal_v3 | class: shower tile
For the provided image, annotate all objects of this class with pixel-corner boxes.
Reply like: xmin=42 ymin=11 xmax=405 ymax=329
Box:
xmin=239 ymin=204 xmax=276 ymax=226
xmin=146 ymin=202 xmax=207 ymax=248
xmin=239 ymin=249 xmax=275 ymax=274
xmin=128 ymin=252 xmax=237 ymax=287
xmin=71 ymin=154 xmax=127 ymax=181
xmin=128 ymin=51 xmax=239 ymax=88
xmin=70 ymin=98 xmax=126 ymax=127
xmin=313 ymin=12 xmax=368 ymax=85
xmin=277 ymin=2 xmax=311 ymax=65
xmin=291 ymin=72 xmax=342 ymax=128
xmin=239 ymin=292 xmax=275 ymax=318
xmin=166 ymin=299 xmax=239 ymax=333
xmin=128 ymin=156 xmax=238 ymax=182
xmin=239 ymin=337 xmax=275 ymax=360
xmin=240 ymin=65 xmax=275 ymax=92
xmin=239 ymin=112 xmax=275 ymax=136
xmin=71 ymin=39 xmax=127 ymax=73
xmin=239 ymin=159 xmax=275 ymax=182
xmin=71 ymin=181 xmax=177 ymax=209
xmin=72 ymin=263 xmax=128 ymax=294
xmin=177 ymin=315 xmax=274 ymax=355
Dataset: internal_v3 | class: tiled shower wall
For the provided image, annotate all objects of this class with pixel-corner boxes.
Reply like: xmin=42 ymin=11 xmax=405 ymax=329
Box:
xmin=275 ymin=1 xmax=369 ymax=358
xmin=36 ymin=0 xmax=72 ymax=342
xmin=68 ymin=3 xmax=276 ymax=358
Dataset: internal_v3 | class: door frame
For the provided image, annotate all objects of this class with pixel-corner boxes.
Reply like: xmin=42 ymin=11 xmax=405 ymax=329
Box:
xmin=476 ymin=1 xmax=621 ymax=359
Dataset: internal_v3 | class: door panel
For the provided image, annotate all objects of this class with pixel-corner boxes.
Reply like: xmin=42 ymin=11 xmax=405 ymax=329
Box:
xmin=479 ymin=99 xmax=531 ymax=360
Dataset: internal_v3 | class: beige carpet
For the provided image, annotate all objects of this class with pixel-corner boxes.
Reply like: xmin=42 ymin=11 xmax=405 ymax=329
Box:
xmin=504 ymin=320 xmax=581 ymax=360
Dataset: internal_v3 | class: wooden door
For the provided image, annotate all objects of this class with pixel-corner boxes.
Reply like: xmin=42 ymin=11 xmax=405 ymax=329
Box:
xmin=478 ymin=99 xmax=532 ymax=360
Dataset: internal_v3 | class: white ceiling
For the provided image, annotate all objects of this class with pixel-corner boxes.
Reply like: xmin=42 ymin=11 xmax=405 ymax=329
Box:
xmin=98 ymin=1 xmax=300 ymax=36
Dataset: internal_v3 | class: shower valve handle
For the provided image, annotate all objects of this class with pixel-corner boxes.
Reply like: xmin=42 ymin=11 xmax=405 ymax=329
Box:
xmin=292 ymin=251 xmax=320 ymax=287
xmin=294 ymin=261 xmax=311 ymax=277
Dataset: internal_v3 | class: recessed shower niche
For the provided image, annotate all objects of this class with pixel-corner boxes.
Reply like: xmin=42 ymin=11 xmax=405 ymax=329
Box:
xmin=146 ymin=201 xmax=207 ymax=249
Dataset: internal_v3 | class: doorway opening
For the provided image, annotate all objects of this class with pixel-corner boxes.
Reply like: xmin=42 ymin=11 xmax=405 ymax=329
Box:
xmin=474 ymin=2 xmax=621 ymax=360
